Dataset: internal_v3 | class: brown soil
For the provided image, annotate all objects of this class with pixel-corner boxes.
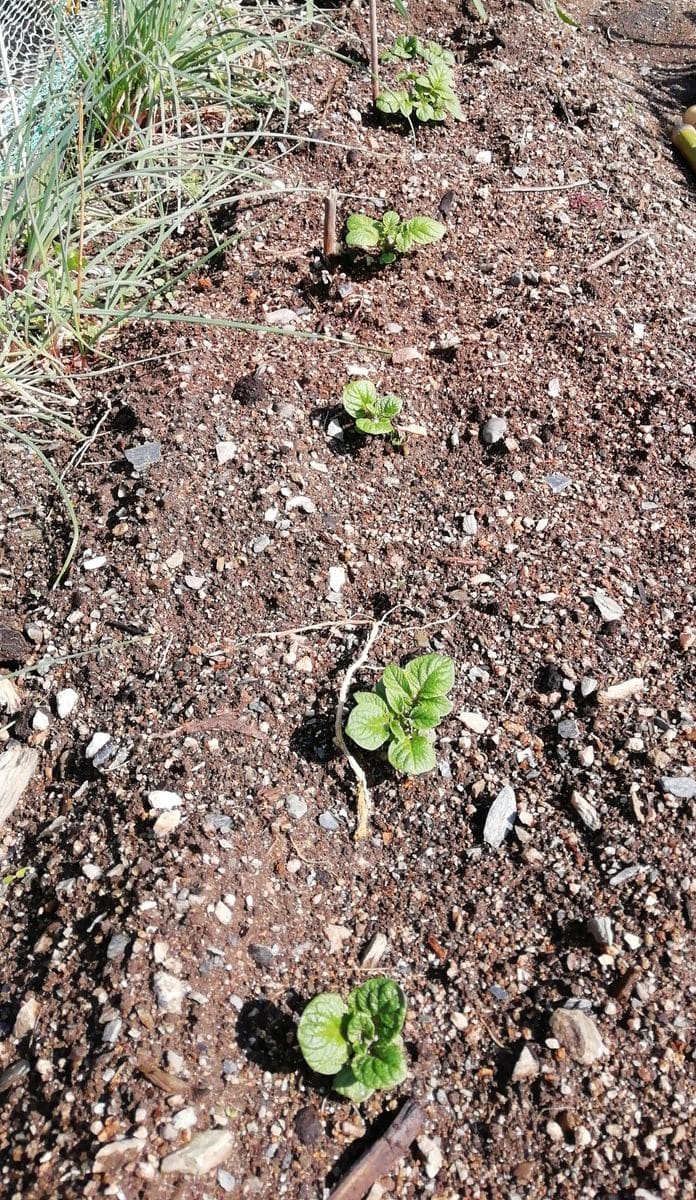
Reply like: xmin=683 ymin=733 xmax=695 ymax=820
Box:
xmin=1 ymin=2 xmax=695 ymax=1198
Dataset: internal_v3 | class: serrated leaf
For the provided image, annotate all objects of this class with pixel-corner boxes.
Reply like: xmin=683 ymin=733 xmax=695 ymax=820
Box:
xmin=393 ymin=227 xmax=414 ymax=253
xmin=351 ymin=1040 xmax=408 ymax=1091
xmin=410 ymin=695 xmax=453 ymax=730
xmin=399 ymin=94 xmax=414 ymax=118
xmin=381 ymin=394 xmax=402 ymax=418
xmin=378 ymin=251 xmax=397 ymax=265
xmin=376 ymin=88 xmax=406 ymax=115
xmin=342 ymin=379 xmax=378 ymax=417
xmin=415 ymin=100 xmax=438 ymax=123
xmin=388 ymin=732 xmax=437 ymax=775
xmin=348 ymin=977 xmax=407 ymax=1042
xmin=401 ymin=216 xmax=447 ymax=246
xmin=381 ymin=211 xmax=401 ymax=235
xmin=345 ymin=215 xmax=381 ymax=248
xmin=346 ymin=692 xmax=392 ymax=750
xmin=403 ymin=653 xmax=455 ymax=701
xmin=356 ymin=417 xmax=394 ymax=435
xmin=298 ymin=994 xmax=349 ymax=1075
xmin=381 ymin=664 xmax=413 ymax=714
xmin=333 ymin=1063 xmax=374 ymax=1103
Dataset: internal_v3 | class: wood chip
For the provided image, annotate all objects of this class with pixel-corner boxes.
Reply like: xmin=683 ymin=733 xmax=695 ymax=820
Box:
xmin=329 ymin=1099 xmax=425 ymax=1200
xmin=136 ymin=1053 xmax=190 ymax=1095
xmin=0 ymin=741 xmax=40 ymax=832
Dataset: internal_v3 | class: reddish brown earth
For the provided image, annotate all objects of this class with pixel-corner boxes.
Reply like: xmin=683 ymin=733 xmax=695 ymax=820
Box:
xmin=1 ymin=2 xmax=695 ymax=1198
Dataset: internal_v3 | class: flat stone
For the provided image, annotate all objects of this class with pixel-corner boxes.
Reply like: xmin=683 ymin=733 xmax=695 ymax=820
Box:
xmin=56 ymin=688 xmax=79 ymax=719
xmin=154 ymin=810 xmax=181 ymax=837
xmin=570 ymin=791 xmax=601 ymax=831
xmin=598 ymin=678 xmax=643 ymax=705
xmin=659 ymin=776 xmax=696 ymax=800
xmin=215 ymin=442 xmax=237 ymax=465
xmin=125 ymin=441 xmax=161 ymax=471
xmin=160 ymin=1129 xmax=235 ymax=1176
xmin=318 ymin=811 xmax=339 ymax=832
xmin=217 ymin=1170 xmax=237 ymax=1192
xmin=85 ymin=732 xmax=111 ymax=760
xmin=148 ymin=790 xmax=182 ymax=810
xmin=93 ymin=1138 xmax=143 ymax=1173
xmin=32 ymin=710 xmax=49 ymax=731
xmin=558 ymin=717 xmax=580 ymax=740
xmin=481 ymin=416 xmax=507 ymax=445
xmin=285 ymin=794 xmax=307 ymax=820
xmin=549 ymin=1008 xmax=607 ymax=1065
xmin=587 ymin=916 xmax=614 ymax=947
xmin=13 ymin=997 xmax=39 ymax=1039
xmin=545 ymin=472 xmax=572 ymax=493
xmin=0 ymin=1060 xmax=29 ymax=1092
xmin=512 ymin=1045 xmax=540 ymax=1082
xmin=417 ymin=1134 xmax=443 ymax=1180
xmin=252 ymin=535 xmax=271 ymax=554
xmin=154 ymin=971 xmax=189 ymax=1014
xmin=483 ymin=785 xmax=517 ymax=847
xmin=171 ymin=1106 xmax=197 ymax=1131
xmin=215 ymin=900 xmax=233 ymax=926
xmin=459 ymin=711 xmax=488 ymax=734
xmin=203 ymin=813 xmax=233 ymax=834
xmin=592 ymin=588 xmax=624 ymax=622
xmin=359 ymin=932 xmax=388 ymax=968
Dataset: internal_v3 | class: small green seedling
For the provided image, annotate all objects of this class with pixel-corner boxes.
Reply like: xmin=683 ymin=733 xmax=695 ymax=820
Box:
xmin=298 ymin=976 xmax=408 ymax=1103
xmin=342 ymin=380 xmax=402 ymax=438
xmin=377 ymin=37 xmax=461 ymax=123
xmin=345 ymin=210 xmax=446 ymax=265
xmin=346 ymin=652 xmax=455 ymax=775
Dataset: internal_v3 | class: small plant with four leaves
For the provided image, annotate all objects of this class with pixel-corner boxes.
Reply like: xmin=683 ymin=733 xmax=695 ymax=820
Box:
xmin=345 ymin=210 xmax=446 ymax=265
xmin=346 ymin=652 xmax=455 ymax=775
xmin=342 ymin=379 xmax=402 ymax=438
xmin=377 ymin=36 xmax=462 ymax=123
xmin=298 ymin=976 xmax=408 ymax=1102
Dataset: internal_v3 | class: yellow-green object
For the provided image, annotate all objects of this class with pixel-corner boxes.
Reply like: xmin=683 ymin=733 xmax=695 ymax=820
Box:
xmin=684 ymin=105 xmax=696 ymax=127
xmin=671 ymin=123 xmax=696 ymax=175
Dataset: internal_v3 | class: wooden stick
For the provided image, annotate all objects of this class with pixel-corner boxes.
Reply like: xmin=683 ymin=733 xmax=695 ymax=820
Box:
xmin=368 ymin=0 xmax=380 ymax=105
xmin=589 ymin=231 xmax=650 ymax=271
xmin=500 ymin=178 xmax=589 ymax=194
xmin=324 ymin=188 xmax=338 ymax=259
xmin=329 ymin=1100 xmax=425 ymax=1200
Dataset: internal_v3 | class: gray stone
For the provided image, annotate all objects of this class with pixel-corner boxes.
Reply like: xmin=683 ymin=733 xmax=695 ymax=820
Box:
xmin=483 ymin=785 xmax=517 ymax=847
xmin=154 ymin=971 xmax=189 ymax=1014
xmin=160 ymin=1129 xmax=235 ymax=1176
xmin=93 ymin=1138 xmax=143 ymax=1173
xmin=0 ymin=1060 xmax=29 ymax=1092
xmin=252 ymin=535 xmax=271 ymax=554
xmin=285 ymin=794 xmax=307 ymax=820
xmin=659 ymin=776 xmax=696 ymax=800
xmin=55 ymin=688 xmax=79 ymax=719
xmin=558 ymin=717 xmax=580 ymax=740
xmin=13 ymin=997 xmax=39 ymax=1039
xmin=511 ymin=1045 xmax=540 ymax=1082
xmin=318 ymin=811 xmax=339 ymax=832
xmin=481 ymin=416 xmax=507 ymax=445
xmin=125 ymin=441 xmax=161 ymax=471
xmin=107 ymin=933 xmax=130 ymax=960
xmin=592 ymin=588 xmax=624 ymax=622
xmin=549 ymin=1008 xmax=606 ymax=1065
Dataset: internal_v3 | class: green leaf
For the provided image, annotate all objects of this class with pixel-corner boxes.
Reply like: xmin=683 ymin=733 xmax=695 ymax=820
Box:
xmin=393 ymin=226 xmax=414 ymax=254
xmin=401 ymin=216 xmax=447 ymax=246
xmin=298 ymin=994 xmax=349 ymax=1075
xmin=345 ymin=214 xmax=381 ymax=248
xmin=378 ymin=251 xmax=397 ymax=265
xmin=342 ymin=379 xmax=378 ymax=418
xmin=470 ymin=0 xmax=488 ymax=21
xmin=553 ymin=2 xmax=579 ymax=26
xmin=346 ymin=1010 xmax=375 ymax=1047
xmin=381 ymin=663 xmax=413 ymax=714
xmin=345 ymin=692 xmax=392 ymax=750
xmin=380 ymin=211 xmax=401 ymax=236
xmin=376 ymin=88 xmax=406 ymax=115
xmin=388 ymin=732 xmax=437 ymax=775
xmin=381 ymin=394 xmax=402 ymax=418
xmin=414 ymin=100 xmax=438 ymax=123
xmin=351 ymin=1040 xmax=408 ymax=1091
xmin=333 ymin=1063 xmax=374 ymax=1103
xmin=403 ymin=653 xmax=455 ymax=700
xmin=348 ymin=977 xmax=407 ymax=1043
xmin=391 ymin=1 xmax=409 ymax=20
xmin=410 ymin=696 xmax=453 ymax=730
xmin=398 ymin=93 xmax=414 ymax=118
xmin=356 ymin=417 xmax=395 ymax=435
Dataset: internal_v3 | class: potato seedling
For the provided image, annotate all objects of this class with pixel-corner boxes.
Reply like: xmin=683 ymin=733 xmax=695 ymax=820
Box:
xmin=345 ymin=210 xmax=446 ymax=265
xmin=346 ymin=652 xmax=455 ymax=775
xmin=297 ymin=977 xmax=408 ymax=1103
xmin=342 ymin=380 xmax=402 ymax=438
xmin=377 ymin=37 xmax=461 ymax=123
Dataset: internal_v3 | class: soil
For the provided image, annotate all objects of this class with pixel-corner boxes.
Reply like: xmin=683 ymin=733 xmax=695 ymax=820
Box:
xmin=1 ymin=2 xmax=695 ymax=1198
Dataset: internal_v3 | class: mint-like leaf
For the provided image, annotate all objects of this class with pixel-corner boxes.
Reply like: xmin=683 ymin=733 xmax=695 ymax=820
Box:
xmin=346 ymin=692 xmax=392 ymax=750
xmin=351 ymin=1040 xmax=408 ymax=1091
xmin=403 ymin=653 xmax=455 ymax=701
xmin=298 ymin=994 xmax=349 ymax=1075
xmin=342 ymin=379 xmax=378 ymax=417
xmin=410 ymin=695 xmax=453 ymax=730
xmin=381 ymin=664 xmax=413 ymax=714
xmin=356 ymin=417 xmax=395 ymax=435
xmin=348 ymin=977 xmax=407 ymax=1043
xmin=333 ymin=1063 xmax=375 ymax=1103
xmin=345 ymin=214 xmax=381 ymax=248
xmin=401 ymin=216 xmax=447 ymax=246
xmin=388 ymin=732 xmax=437 ymax=775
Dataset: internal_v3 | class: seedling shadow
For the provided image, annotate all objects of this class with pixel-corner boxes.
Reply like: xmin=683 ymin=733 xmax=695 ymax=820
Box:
xmin=235 ymin=995 xmax=303 ymax=1074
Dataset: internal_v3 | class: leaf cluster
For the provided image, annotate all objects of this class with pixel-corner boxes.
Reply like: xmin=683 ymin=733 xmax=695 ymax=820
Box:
xmin=297 ymin=977 xmax=408 ymax=1103
xmin=345 ymin=210 xmax=446 ymax=265
xmin=342 ymin=379 xmax=401 ymax=437
xmin=346 ymin=652 xmax=455 ymax=776
xmin=377 ymin=37 xmax=461 ymax=123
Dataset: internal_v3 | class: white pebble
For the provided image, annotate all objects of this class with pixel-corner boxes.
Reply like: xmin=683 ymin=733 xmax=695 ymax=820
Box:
xmin=56 ymin=688 xmax=79 ymax=719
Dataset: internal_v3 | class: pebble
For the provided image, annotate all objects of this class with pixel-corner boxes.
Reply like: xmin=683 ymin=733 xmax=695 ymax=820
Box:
xmin=416 ymin=1134 xmax=443 ymax=1179
xmin=160 ymin=1129 xmax=235 ymax=1176
xmin=360 ymin=932 xmax=388 ymax=968
xmin=558 ymin=717 xmax=580 ymax=740
xmin=592 ymin=588 xmax=624 ymax=622
xmin=265 ymin=308 xmax=300 ymax=326
xmin=587 ymin=916 xmax=614 ymax=947
xmin=107 ymin=933 xmax=130 ymax=960
xmin=459 ymin=711 xmax=488 ymax=734
xmin=318 ymin=811 xmax=339 ymax=832
xmin=83 ymin=555 xmax=106 ymax=571
xmin=328 ymin=565 xmax=346 ymax=593
xmin=125 ymin=441 xmax=161 ymax=471
xmin=325 ymin=924 xmax=352 ymax=954
xmin=148 ymin=790 xmax=183 ymax=810
xmin=483 ymin=785 xmax=517 ymax=847
xmin=215 ymin=900 xmax=233 ymax=926
xmin=171 ymin=1106 xmax=197 ymax=1131
xmin=215 ymin=442 xmax=237 ymax=465
xmin=253 ymin=535 xmax=271 ymax=554
xmin=154 ymin=810 xmax=181 ymax=837
xmin=294 ymin=1105 xmax=323 ymax=1147
xmin=13 ymin=996 xmax=39 ymax=1039
xmin=549 ymin=1008 xmax=607 ymax=1065
xmin=85 ymin=731 xmax=111 ymax=760
xmin=481 ymin=415 xmax=507 ymax=445
xmin=460 ymin=514 xmax=477 ymax=535
xmin=578 ymin=745 xmax=595 ymax=766
xmin=55 ymin=688 xmax=78 ymax=719
xmin=580 ymin=676 xmax=598 ymax=698
xmin=570 ymin=791 xmax=601 ymax=831
xmin=248 ymin=944 xmax=275 ymax=968
xmin=285 ymin=794 xmax=307 ymax=820
xmin=511 ymin=1045 xmax=540 ymax=1082
xmin=217 ymin=1170 xmax=237 ymax=1193
xmin=31 ymin=710 xmax=49 ymax=732
xmin=203 ymin=813 xmax=233 ymax=834
xmin=93 ymin=1138 xmax=143 ymax=1173
xmin=609 ymin=864 xmax=642 ymax=887
xmin=184 ymin=573 xmax=206 ymax=591
xmin=659 ymin=776 xmax=696 ymax=800
xmin=598 ymin=678 xmax=644 ymax=705
xmin=475 ymin=149 xmax=492 ymax=165
xmin=286 ymin=496 xmax=317 ymax=514
xmin=154 ymin=971 xmax=189 ymax=1014
xmin=0 ymin=1060 xmax=29 ymax=1092
xmin=545 ymin=472 xmax=572 ymax=493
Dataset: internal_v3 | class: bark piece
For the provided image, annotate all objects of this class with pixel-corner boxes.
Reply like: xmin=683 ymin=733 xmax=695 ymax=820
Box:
xmin=329 ymin=1100 xmax=425 ymax=1200
xmin=0 ymin=741 xmax=39 ymax=831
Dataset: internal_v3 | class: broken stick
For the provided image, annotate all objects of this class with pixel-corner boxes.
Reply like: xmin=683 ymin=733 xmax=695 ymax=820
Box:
xmin=329 ymin=1099 xmax=426 ymax=1200
xmin=0 ymin=740 xmax=39 ymax=831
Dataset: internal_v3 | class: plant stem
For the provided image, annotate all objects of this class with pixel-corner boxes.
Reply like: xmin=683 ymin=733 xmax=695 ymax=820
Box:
xmin=368 ymin=0 xmax=380 ymax=105
xmin=323 ymin=188 xmax=337 ymax=259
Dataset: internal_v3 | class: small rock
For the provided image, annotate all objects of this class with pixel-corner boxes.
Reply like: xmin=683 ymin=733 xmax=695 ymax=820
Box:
xmin=570 ymin=791 xmax=601 ymax=831
xmin=0 ymin=1060 xmax=29 ymax=1092
xmin=85 ymin=732 xmax=111 ymax=760
xmin=587 ymin=916 xmax=613 ymax=947
xmin=325 ymin=924 xmax=351 ymax=954
xmin=328 ymin=565 xmax=346 ymax=594
xmin=154 ymin=971 xmax=189 ymax=1014
xmin=148 ymin=790 xmax=182 ymax=810
xmin=511 ymin=1045 xmax=540 ymax=1082
xmin=481 ymin=416 xmax=507 ymax=445
xmin=592 ymin=588 xmax=624 ymax=623
xmin=215 ymin=900 xmax=233 ymax=926
xmin=102 ymin=1017 xmax=121 ymax=1045
xmin=154 ymin=810 xmax=181 ymax=837
xmin=580 ymin=677 xmax=598 ymax=698
xmin=203 ymin=813 xmax=233 ymax=834
xmin=318 ymin=811 xmax=339 ymax=832
xmin=125 ymin=441 xmax=161 ymax=471
xmin=215 ymin=442 xmax=237 ymax=465
xmin=659 ymin=776 xmax=696 ymax=800
xmin=546 ymin=1120 xmax=564 ymax=1143
xmin=166 ymin=549 xmax=184 ymax=569
xmin=286 ymin=496 xmax=317 ymax=514
xmin=284 ymin=794 xmax=307 ymax=820
xmin=55 ymin=688 xmax=78 ymax=719
xmin=558 ymin=717 xmax=580 ymax=740
xmin=13 ymin=997 xmax=39 ymax=1039
xmin=609 ymin=864 xmax=642 ymax=887
xmin=252 ymin=535 xmax=271 ymax=554
xmin=184 ymin=573 xmax=206 ymax=591
xmin=483 ymin=785 xmax=516 ymax=847
xmin=545 ymin=472 xmax=572 ymax=493
xmin=93 ymin=1138 xmax=143 ymax=1173
xmin=248 ymin=944 xmax=275 ymax=969
xmin=392 ymin=346 xmax=422 ymax=365
xmin=266 ymin=308 xmax=300 ymax=327
xmin=475 ymin=149 xmax=492 ymax=165
xmin=171 ymin=1107 xmax=197 ymax=1131
xmin=233 ymin=374 xmax=266 ymax=406
xmin=597 ymin=678 xmax=644 ymax=705
xmin=360 ymin=932 xmax=388 ymax=968
xmin=578 ymin=746 xmax=595 ymax=767
xmin=549 ymin=1008 xmax=607 ymax=1065
xmin=460 ymin=513 xmax=477 ymax=535
xmin=82 ymin=862 xmax=102 ymax=881
xmin=416 ymin=1134 xmax=443 ymax=1180
xmin=83 ymin=555 xmax=107 ymax=571
xmin=160 ymin=1129 xmax=235 ymax=1176
xmin=107 ymin=933 xmax=130 ymax=960
xmin=217 ymin=1170 xmax=237 ymax=1193
xmin=31 ymin=710 xmax=49 ymax=732
xmin=294 ymin=1106 xmax=323 ymax=1147
xmin=459 ymin=711 xmax=488 ymax=734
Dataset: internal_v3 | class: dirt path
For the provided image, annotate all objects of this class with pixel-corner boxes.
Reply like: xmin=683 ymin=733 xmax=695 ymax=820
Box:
xmin=1 ymin=2 xmax=695 ymax=1197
